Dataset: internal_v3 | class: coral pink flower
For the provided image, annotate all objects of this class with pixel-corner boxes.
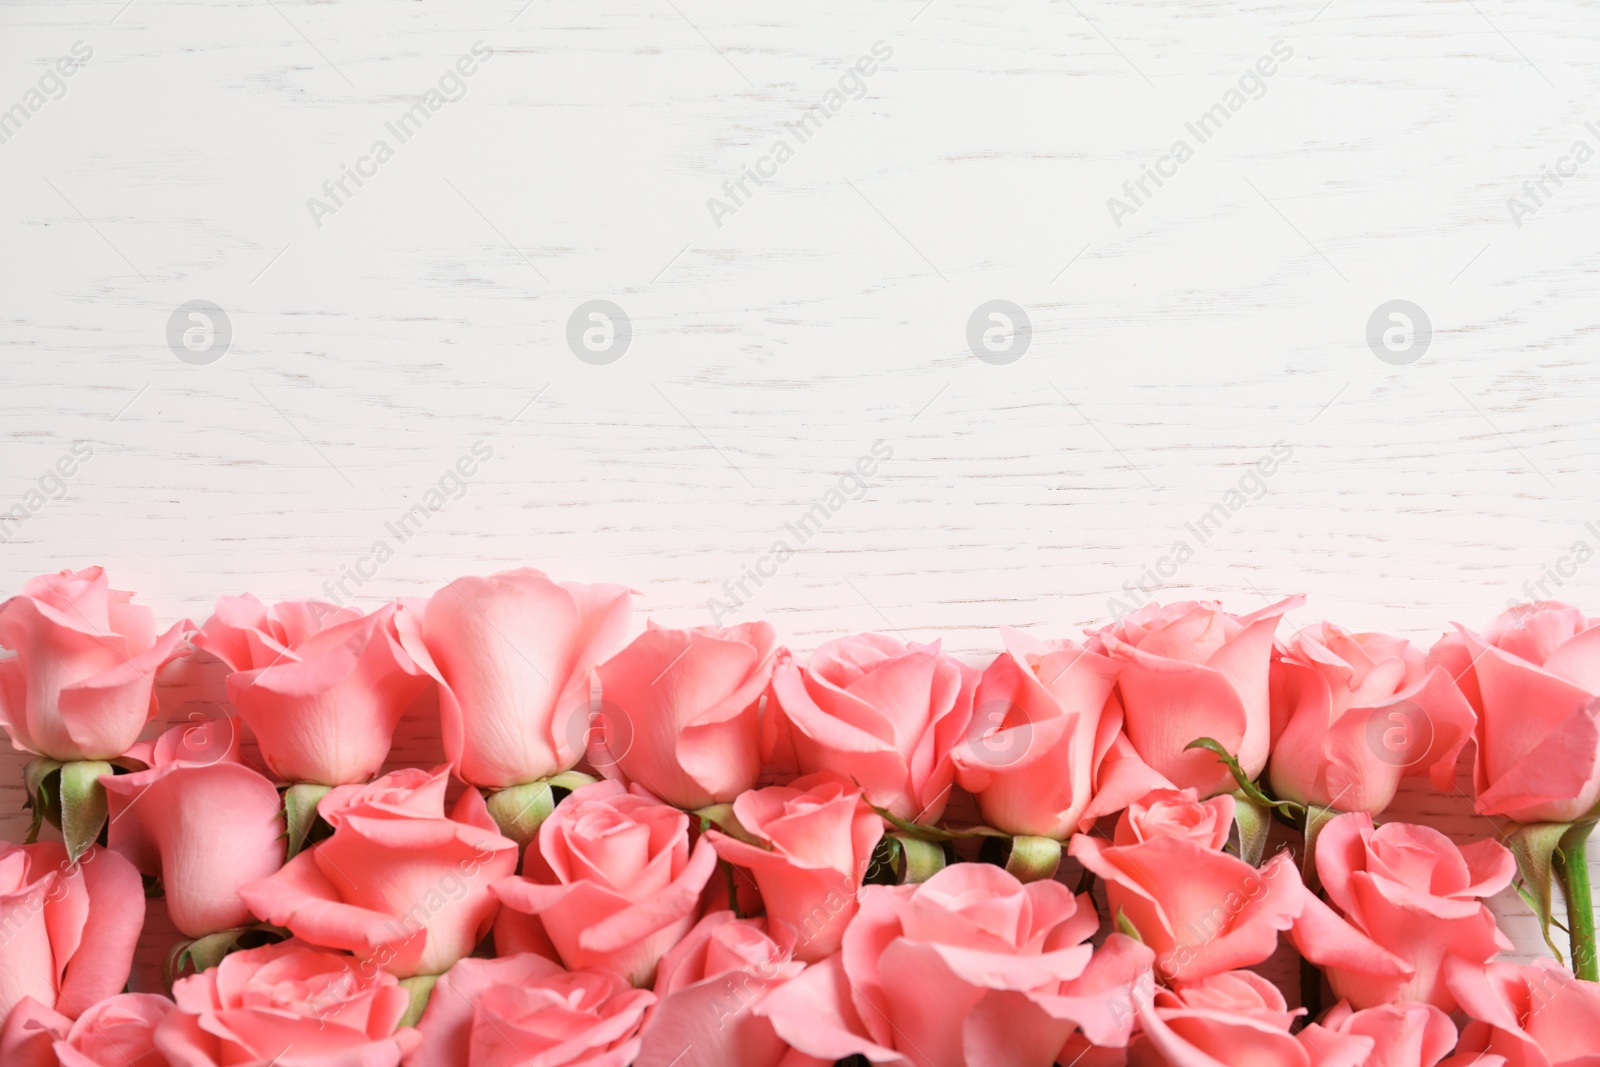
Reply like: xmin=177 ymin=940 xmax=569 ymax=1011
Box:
xmin=193 ymin=596 xmax=431 ymax=785
xmin=0 ymin=567 xmax=186 ymax=761
xmin=153 ymin=941 xmax=418 ymax=1066
xmin=757 ymin=864 xmax=1154 ymax=1067
xmin=593 ymin=620 xmax=776 ymax=809
xmin=493 ymin=781 xmax=717 ymax=987
xmin=706 ymin=772 xmax=883 ymax=962
xmin=1442 ymin=957 xmax=1599 ymax=1067
xmin=1269 ymin=622 xmax=1476 ymax=814
xmin=1292 ymin=813 xmax=1514 ymax=1011
xmin=951 ymin=629 xmax=1164 ymax=839
xmin=0 ymin=992 xmax=171 ymax=1067
xmin=1088 ymin=598 xmax=1300 ymax=796
xmin=1128 ymin=970 xmax=1373 ymax=1067
xmin=414 ymin=569 xmax=634 ymax=790
xmin=1430 ymin=603 xmax=1600 ymax=824
xmin=634 ymin=911 xmax=809 ymax=1067
xmin=102 ymin=718 xmax=285 ymax=938
xmin=0 ymin=841 xmax=143 ymax=1025
xmin=768 ymin=634 xmax=976 ymax=821
xmin=239 ymin=767 xmax=517 ymax=977
xmin=1069 ymin=789 xmax=1304 ymax=984
xmin=407 ymin=953 xmax=653 ymax=1067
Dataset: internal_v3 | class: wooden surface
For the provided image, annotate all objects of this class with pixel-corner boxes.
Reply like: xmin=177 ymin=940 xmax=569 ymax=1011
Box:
xmin=4 ymin=0 xmax=1599 ymax=1001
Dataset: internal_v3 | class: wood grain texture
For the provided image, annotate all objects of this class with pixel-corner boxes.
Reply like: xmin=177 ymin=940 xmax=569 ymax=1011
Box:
xmin=3 ymin=0 xmax=1598 ymax=1005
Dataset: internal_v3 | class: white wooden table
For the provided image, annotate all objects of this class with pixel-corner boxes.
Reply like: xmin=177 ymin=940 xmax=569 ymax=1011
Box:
xmin=3 ymin=0 xmax=1598 ymax=1001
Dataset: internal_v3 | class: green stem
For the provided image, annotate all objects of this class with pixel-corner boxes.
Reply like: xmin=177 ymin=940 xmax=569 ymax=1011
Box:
xmin=1556 ymin=823 xmax=1597 ymax=981
xmin=397 ymin=974 xmax=440 ymax=1028
xmin=892 ymin=834 xmax=946 ymax=884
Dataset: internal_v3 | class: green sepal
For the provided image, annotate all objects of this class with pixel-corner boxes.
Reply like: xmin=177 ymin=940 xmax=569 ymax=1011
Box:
xmin=1115 ymin=907 xmax=1143 ymax=942
xmin=1004 ymin=835 xmax=1063 ymax=883
xmin=1505 ymin=821 xmax=1572 ymax=965
xmin=60 ymin=761 xmax=113 ymax=864
xmin=1185 ymin=738 xmax=1305 ymax=820
xmin=283 ymin=783 xmax=334 ymax=860
xmin=1300 ymin=804 xmax=1344 ymax=891
xmin=484 ymin=771 xmax=596 ymax=852
xmin=890 ymin=833 xmax=946 ymax=884
xmin=1230 ymin=792 xmax=1274 ymax=868
xmin=22 ymin=757 xmax=62 ymax=844
xmin=398 ymin=973 xmax=440 ymax=1028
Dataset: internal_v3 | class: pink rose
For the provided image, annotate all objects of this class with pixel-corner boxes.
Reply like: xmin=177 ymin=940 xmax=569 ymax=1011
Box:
xmin=1292 ymin=813 xmax=1514 ymax=1011
xmin=0 ymin=992 xmax=171 ymax=1067
xmin=757 ymin=864 xmax=1155 ymax=1066
xmin=415 ymin=568 xmax=634 ymax=789
xmin=192 ymin=595 xmax=431 ymax=785
xmin=593 ymin=620 xmax=776 ymax=808
xmin=769 ymin=633 xmax=977 ymax=821
xmin=102 ymin=718 xmax=285 ymax=938
xmin=950 ymin=629 xmax=1165 ymax=839
xmin=1429 ymin=603 xmax=1600 ymax=823
xmin=1444 ymin=957 xmax=1599 ymax=1067
xmin=238 ymin=767 xmax=517 ymax=977
xmin=0 ymin=842 xmax=143 ymax=1028
xmin=0 ymin=567 xmax=186 ymax=761
xmin=153 ymin=940 xmax=419 ymax=1067
xmin=492 ymin=781 xmax=718 ymax=987
xmin=1128 ymin=970 xmax=1372 ymax=1067
xmin=633 ymin=911 xmax=808 ymax=1067
xmin=1089 ymin=598 xmax=1301 ymax=796
xmin=406 ymin=954 xmax=654 ymax=1067
xmin=706 ymin=773 xmax=883 ymax=962
xmin=1299 ymin=1000 xmax=1460 ymax=1067
xmin=1269 ymin=623 xmax=1477 ymax=814
xmin=1069 ymin=789 xmax=1304 ymax=984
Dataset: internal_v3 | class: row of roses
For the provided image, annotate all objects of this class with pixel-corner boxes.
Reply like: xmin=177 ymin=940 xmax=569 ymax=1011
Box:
xmin=2 ymin=565 xmax=1599 ymax=1066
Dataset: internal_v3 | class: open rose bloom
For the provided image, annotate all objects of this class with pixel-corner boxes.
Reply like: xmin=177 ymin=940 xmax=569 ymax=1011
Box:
xmin=9 ymin=574 xmax=1600 ymax=1065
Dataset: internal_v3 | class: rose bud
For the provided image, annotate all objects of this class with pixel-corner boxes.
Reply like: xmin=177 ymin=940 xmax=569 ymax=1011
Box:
xmin=705 ymin=772 xmax=883 ymax=962
xmin=633 ymin=911 xmax=807 ymax=1067
xmin=414 ymin=568 xmax=634 ymax=791
xmin=152 ymin=941 xmax=419 ymax=1067
xmin=1269 ymin=622 xmax=1476 ymax=815
xmin=492 ymin=780 xmax=717 ymax=987
xmin=102 ymin=718 xmax=285 ymax=938
xmin=192 ymin=595 xmax=431 ymax=786
xmin=768 ymin=633 xmax=977 ymax=822
xmin=238 ymin=767 xmax=517 ymax=978
xmin=593 ymin=620 xmax=776 ymax=809
xmin=1088 ymin=597 xmax=1301 ymax=796
xmin=1069 ymin=789 xmax=1305 ymax=984
xmin=0 ymin=841 xmax=143 ymax=1027
xmin=1429 ymin=603 xmax=1600 ymax=825
xmin=1292 ymin=813 xmax=1515 ymax=1011
xmin=0 ymin=567 xmax=186 ymax=763
xmin=951 ymin=629 xmax=1165 ymax=847
xmin=406 ymin=954 xmax=654 ymax=1067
